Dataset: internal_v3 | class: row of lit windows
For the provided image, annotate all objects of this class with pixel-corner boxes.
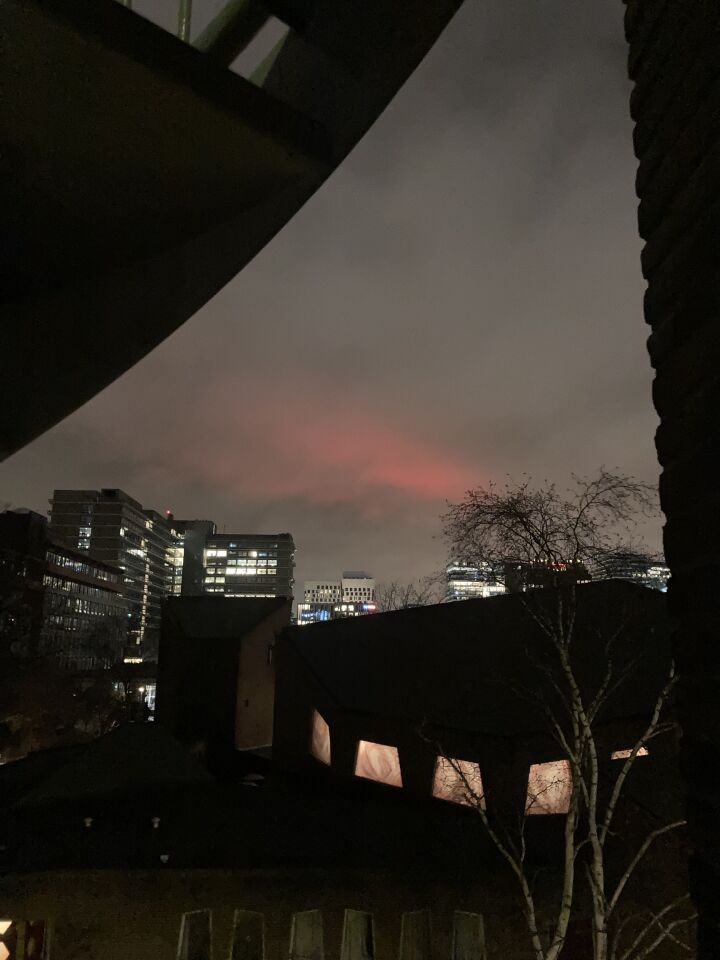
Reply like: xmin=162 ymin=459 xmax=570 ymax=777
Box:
xmin=205 ymin=570 xmax=275 ymax=582
xmin=45 ymin=593 xmax=121 ymax=618
xmin=225 ymin=558 xmax=278 ymax=567
xmin=46 ymin=551 xmax=114 ymax=582
xmin=45 ymin=614 xmax=106 ymax=633
xmin=309 ymin=711 xmax=648 ymax=816
xmin=43 ymin=574 xmax=121 ymax=603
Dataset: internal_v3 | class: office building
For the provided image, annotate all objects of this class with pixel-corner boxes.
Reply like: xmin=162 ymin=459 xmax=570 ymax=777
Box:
xmin=0 ymin=509 xmax=126 ymax=669
xmin=445 ymin=561 xmax=505 ymax=602
xmin=297 ymin=572 xmax=377 ymax=625
xmin=49 ymin=489 xmax=184 ymax=661
xmin=203 ymin=533 xmax=295 ymax=599
xmin=592 ymin=552 xmax=669 ymax=592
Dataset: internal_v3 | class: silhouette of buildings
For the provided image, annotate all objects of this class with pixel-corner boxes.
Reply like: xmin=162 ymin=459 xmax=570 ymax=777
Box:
xmin=298 ymin=572 xmax=377 ymax=625
xmin=0 ymin=508 xmax=126 ymax=669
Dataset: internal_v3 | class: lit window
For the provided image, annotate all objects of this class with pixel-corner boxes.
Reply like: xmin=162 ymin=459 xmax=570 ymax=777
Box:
xmin=611 ymin=746 xmax=649 ymax=759
xmin=432 ymin=757 xmax=484 ymax=808
xmin=354 ymin=741 xmax=402 ymax=787
xmin=526 ymin=760 xmax=572 ymax=815
xmin=310 ymin=710 xmax=331 ymax=765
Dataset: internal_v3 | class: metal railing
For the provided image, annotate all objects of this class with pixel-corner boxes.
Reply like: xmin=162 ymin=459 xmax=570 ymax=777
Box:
xmin=113 ymin=0 xmax=303 ymax=71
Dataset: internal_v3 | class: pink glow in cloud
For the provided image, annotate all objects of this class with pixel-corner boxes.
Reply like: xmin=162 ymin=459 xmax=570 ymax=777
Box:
xmin=183 ymin=380 xmax=480 ymax=507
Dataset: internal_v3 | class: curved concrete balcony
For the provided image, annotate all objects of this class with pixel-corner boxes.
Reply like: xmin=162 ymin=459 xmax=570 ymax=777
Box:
xmin=1 ymin=0 xmax=461 ymax=459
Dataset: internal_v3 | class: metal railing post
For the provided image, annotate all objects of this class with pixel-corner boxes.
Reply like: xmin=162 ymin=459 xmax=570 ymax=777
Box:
xmin=194 ymin=0 xmax=269 ymax=66
xmin=178 ymin=0 xmax=192 ymax=41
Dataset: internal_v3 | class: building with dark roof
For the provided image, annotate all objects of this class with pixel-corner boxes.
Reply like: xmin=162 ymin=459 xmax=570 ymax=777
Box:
xmin=156 ymin=595 xmax=292 ymax=774
xmin=273 ymin=580 xmax=676 ymax=817
xmin=0 ymin=581 xmax=687 ymax=959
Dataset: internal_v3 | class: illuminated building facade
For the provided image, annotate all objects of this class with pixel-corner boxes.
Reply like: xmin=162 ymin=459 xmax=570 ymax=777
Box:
xmin=502 ymin=559 xmax=589 ymax=594
xmin=276 ymin=581 xmax=675 ymax=822
xmin=445 ymin=561 xmax=506 ymax=602
xmin=203 ymin=533 xmax=295 ymax=599
xmin=592 ymin=552 xmax=669 ymax=593
xmin=298 ymin=572 xmax=377 ymax=625
xmin=49 ymin=489 xmax=184 ymax=661
xmin=0 ymin=508 xmax=126 ymax=669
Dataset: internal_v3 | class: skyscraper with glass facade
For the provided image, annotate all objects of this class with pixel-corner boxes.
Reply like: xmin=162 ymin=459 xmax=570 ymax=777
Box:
xmin=49 ymin=489 xmax=184 ymax=660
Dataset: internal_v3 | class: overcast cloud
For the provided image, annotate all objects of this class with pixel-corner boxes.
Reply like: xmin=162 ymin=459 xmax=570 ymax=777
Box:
xmin=0 ymin=0 xmax=660 ymax=588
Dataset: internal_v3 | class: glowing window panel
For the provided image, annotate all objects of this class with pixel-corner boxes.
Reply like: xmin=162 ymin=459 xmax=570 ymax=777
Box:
xmin=310 ymin=710 xmax=331 ymax=765
xmin=526 ymin=760 xmax=572 ymax=815
xmin=611 ymin=746 xmax=649 ymax=760
xmin=0 ymin=922 xmax=11 ymax=936
xmin=432 ymin=757 xmax=485 ymax=809
xmin=354 ymin=740 xmax=402 ymax=787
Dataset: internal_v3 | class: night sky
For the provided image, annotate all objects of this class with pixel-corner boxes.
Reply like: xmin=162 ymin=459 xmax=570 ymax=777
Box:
xmin=1 ymin=0 xmax=661 ymax=589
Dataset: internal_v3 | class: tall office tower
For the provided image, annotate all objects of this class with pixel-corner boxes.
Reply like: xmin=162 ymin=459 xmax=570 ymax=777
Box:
xmin=591 ymin=551 xmax=669 ymax=593
xmin=445 ymin=561 xmax=506 ymax=602
xmin=297 ymin=571 xmax=377 ymax=625
xmin=203 ymin=533 xmax=295 ymax=599
xmin=49 ymin=489 xmax=184 ymax=661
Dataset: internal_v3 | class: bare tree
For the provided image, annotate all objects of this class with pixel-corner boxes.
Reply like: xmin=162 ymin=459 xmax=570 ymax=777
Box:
xmin=435 ymin=471 xmax=693 ymax=960
xmin=376 ymin=573 xmax=444 ymax=611
xmin=442 ymin=470 xmax=658 ymax=583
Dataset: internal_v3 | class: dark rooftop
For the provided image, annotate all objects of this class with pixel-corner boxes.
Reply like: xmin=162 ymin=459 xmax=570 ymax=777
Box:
xmin=286 ymin=580 xmax=671 ymax=737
